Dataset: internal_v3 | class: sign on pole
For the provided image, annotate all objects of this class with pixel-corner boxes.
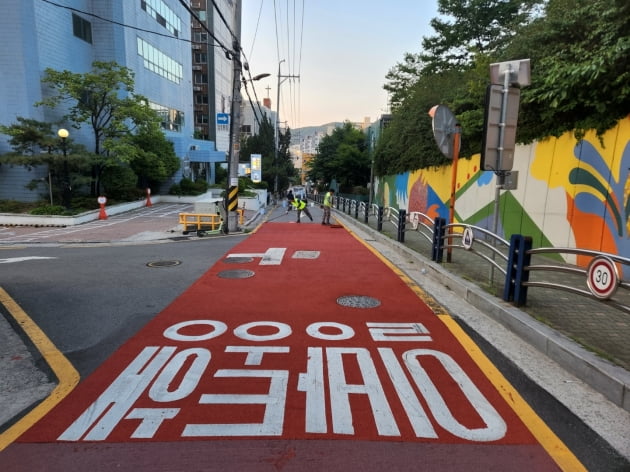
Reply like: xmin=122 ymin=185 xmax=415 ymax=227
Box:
xmin=251 ymin=153 xmax=262 ymax=183
xmin=480 ymin=84 xmax=521 ymax=171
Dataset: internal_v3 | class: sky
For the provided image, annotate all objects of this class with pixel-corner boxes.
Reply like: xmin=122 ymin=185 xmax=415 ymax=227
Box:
xmin=240 ymin=0 xmax=440 ymax=129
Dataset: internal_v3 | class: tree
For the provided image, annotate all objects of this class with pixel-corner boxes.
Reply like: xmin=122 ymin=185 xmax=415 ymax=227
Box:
xmin=376 ymin=0 xmax=630 ymax=176
xmin=307 ymin=123 xmax=370 ymax=191
xmin=126 ymin=122 xmax=180 ymax=189
xmin=508 ymin=0 xmax=630 ymax=142
xmin=421 ymin=0 xmax=543 ymax=74
xmin=37 ymin=61 xmax=160 ymax=195
xmin=0 ymin=117 xmax=90 ymax=206
xmin=0 ymin=118 xmax=57 ymax=155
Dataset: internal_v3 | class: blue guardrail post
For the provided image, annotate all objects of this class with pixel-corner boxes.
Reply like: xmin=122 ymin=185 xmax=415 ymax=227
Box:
xmin=398 ymin=209 xmax=406 ymax=243
xmin=503 ymin=234 xmax=533 ymax=305
xmin=431 ymin=217 xmax=446 ymax=262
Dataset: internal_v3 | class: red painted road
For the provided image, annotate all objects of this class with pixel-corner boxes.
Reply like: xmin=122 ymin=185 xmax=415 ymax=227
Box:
xmin=1 ymin=222 xmax=583 ymax=471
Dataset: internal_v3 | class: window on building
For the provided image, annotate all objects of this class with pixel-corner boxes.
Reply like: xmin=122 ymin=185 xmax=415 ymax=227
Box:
xmin=196 ymin=94 xmax=209 ymax=105
xmin=194 ymin=73 xmax=208 ymax=84
xmin=193 ymin=32 xmax=208 ymax=42
xmin=72 ymin=13 xmax=92 ymax=44
xmin=149 ymin=101 xmax=185 ymax=132
xmin=194 ymin=52 xmax=207 ymax=63
xmin=137 ymin=37 xmax=183 ymax=84
xmin=196 ymin=113 xmax=209 ymax=124
xmin=140 ymin=0 xmax=181 ymax=37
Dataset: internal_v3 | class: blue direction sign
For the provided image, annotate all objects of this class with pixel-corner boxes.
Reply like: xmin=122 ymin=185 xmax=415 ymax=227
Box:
xmin=216 ymin=113 xmax=229 ymax=125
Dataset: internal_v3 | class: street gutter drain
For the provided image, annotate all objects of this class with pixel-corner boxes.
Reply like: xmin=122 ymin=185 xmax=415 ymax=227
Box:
xmin=218 ymin=269 xmax=255 ymax=279
xmin=223 ymin=257 xmax=255 ymax=264
xmin=336 ymin=295 xmax=381 ymax=308
xmin=147 ymin=260 xmax=181 ymax=268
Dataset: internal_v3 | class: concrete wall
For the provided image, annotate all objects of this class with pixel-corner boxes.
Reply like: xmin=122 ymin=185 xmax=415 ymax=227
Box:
xmin=374 ymin=117 xmax=630 ymax=266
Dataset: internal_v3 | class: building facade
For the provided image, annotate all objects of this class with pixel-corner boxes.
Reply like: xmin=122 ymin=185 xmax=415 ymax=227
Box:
xmin=0 ymin=0 xmax=230 ymax=201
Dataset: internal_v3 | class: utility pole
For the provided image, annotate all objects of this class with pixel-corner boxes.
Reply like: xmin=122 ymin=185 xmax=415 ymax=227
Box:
xmin=225 ymin=0 xmax=242 ymax=233
xmin=274 ymin=60 xmax=299 ymax=197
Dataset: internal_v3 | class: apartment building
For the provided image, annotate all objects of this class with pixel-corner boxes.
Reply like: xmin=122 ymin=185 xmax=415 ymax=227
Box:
xmin=0 ymin=0 xmax=232 ymax=201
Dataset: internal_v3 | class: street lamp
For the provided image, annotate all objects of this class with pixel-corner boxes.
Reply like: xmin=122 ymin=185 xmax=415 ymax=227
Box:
xmin=57 ymin=128 xmax=71 ymax=208
xmin=251 ymin=73 xmax=271 ymax=81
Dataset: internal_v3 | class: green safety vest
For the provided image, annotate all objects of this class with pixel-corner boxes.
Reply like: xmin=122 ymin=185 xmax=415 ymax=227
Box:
xmin=324 ymin=192 xmax=332 ymax=207
xmin=293 ymin=199 xmax=306 ymax=210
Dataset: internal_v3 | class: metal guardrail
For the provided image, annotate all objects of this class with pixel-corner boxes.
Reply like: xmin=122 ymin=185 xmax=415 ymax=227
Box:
xmin=505 ymin=241 xmax=630 ymax=314
xmin=309 ymin=193 xmax=630 ymax=315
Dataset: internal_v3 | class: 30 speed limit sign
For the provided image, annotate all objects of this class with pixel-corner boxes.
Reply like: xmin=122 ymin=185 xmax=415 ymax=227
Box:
xmin=586 ymin=256 xmax=619 ymax=299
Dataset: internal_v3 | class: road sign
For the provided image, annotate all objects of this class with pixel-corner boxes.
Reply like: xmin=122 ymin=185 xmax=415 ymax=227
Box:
xmin=216 ymin=113 xmax=229 ymax=125
xmin=251 ymin=154 xmax=262 ymax=183
xmin=586 ymin=256 xmax=619 ymax=299
xmin=481 ymin=84 xmax=520 ymax=171
xmin=462 ymin=227 xmax=474 ymax=250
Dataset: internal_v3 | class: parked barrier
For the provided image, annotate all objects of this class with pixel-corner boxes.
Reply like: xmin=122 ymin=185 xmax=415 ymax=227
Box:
xmin=179 ymin=213 xmax=222 ymax=235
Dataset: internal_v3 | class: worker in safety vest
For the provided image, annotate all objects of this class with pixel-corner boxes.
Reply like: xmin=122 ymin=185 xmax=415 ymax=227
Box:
xmin=291 ymin=197 xmax=313 ymax=223
xmin=322 ymin=188 xmax=334 ymax=225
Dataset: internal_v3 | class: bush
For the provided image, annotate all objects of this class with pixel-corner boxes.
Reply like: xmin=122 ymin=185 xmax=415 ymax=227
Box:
xmin=102 ymin=165 xmax=138 ymax=200
xmin=30 ymin=204 xmax=72 ymax=215
xmin=169 ymin=178 xmax=208 ymax=196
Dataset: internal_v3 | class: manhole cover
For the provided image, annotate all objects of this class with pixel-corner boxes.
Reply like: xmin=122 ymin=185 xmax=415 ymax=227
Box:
xmin=218 ymin=269 xmax=255 ymax=279
xmin=223 ymin=256 xmax=254 ymax=264
xmin=147 ymin=260 xmax=181 ymax=268
xmin=336 ymin=295 xmax=381 ymax=308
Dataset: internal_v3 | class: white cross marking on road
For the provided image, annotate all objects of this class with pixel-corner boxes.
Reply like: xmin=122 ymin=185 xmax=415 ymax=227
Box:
xmin=226 ymin=248 xmax=287 ymax=265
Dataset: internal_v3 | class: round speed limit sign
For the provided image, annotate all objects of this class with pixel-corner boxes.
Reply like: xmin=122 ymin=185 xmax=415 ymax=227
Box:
xmin=586 ymin=256 xmax=619 ymax=299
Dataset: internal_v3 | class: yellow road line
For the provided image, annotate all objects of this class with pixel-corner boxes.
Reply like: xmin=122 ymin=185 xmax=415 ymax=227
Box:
xmin=0 ymin=287 xmax=79 ymax=452
xmin=344 ymin=222 xmax=586 ymax=472
xmin=439 ymin=315 xmax=586 ymax=472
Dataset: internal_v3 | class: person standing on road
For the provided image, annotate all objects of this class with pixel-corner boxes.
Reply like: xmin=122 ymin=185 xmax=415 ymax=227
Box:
xmin=322 ymin=189 xmax=334 ymax=225
xmin=291 ymin=197 xmax=313 ymax=223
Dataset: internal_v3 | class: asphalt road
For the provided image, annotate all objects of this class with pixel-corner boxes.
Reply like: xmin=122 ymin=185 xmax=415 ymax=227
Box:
xmin=1 ymin=236 xmax=247 ymax=377
xmin=0 ymin=205 xmax=629 ymax=470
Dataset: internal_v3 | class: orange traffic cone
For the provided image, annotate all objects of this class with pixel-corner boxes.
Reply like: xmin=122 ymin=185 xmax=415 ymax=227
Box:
xmin=98 ymin=196 xmax=108 ymax=220
xmin=146 ymin=188 xmax=152 ymax=207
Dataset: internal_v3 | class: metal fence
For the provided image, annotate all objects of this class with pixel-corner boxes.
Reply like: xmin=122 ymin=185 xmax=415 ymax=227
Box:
xmin=316 ymin=194 xmax=630 ymax=315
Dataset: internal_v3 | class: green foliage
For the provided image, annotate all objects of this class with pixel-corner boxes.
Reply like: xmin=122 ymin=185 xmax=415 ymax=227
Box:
xmin=378 ymin=0 xmax=628 ymax=175
xmin=37 ymin=61 xmax=163 ymax=195
xmin=125 ymin=121 xmax=180 ymax=188
xmin=214 ymin=164 xmax=228 ymax=186
xmin=240 ymin=114 xmax=280 ymax=190
xmin=101 ymin=165 xmax=138 ymax=200
xmin=29 ymin=204 xmax=69 ymax=215
xmin=0 ymin=118 xmax=57 ymax=155
xmin=307 ymin=122 xmax=370 ymax=191
xmin=0 ymin=200 xmax=41 ymax=213
xmin=508 ymin=0 xmax=630 ymax=142
xmin=169 ymin=178 xmax=208 ymax=196
xmin=421 ymin=0 xmax=542 ymax=74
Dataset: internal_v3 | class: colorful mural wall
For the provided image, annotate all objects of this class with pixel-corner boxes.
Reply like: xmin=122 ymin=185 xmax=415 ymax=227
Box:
xmin=374 ymin=116 xmax=630 ymax=267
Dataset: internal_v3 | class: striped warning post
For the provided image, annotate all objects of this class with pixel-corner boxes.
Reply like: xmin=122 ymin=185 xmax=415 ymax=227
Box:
xmin=227 ymin=185 xmax=238 ymax=212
